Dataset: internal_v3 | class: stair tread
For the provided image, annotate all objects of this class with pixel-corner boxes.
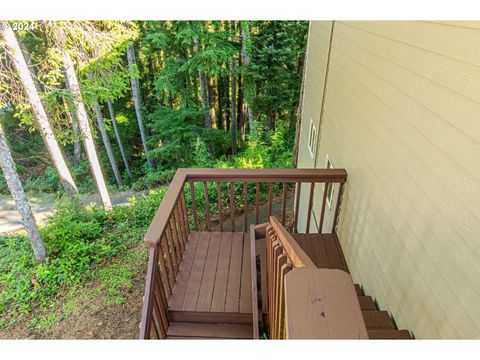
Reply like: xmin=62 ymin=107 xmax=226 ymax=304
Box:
xmin=354 ymin=284 xmax=363 ymax=296
xmin=368 ymin=330 xmax=412 ymax=339
xmin=167 ymin=322 xmax=253 ymax=339
xmin=362 ymin=310 xmax=395 ymax=330
xmin=168 ymin=310 xmax=252 ymax=324
xmin=357 ymin=296 xmax=376 ymax=310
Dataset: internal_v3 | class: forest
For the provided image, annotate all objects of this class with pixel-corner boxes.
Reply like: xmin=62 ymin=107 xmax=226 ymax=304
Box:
xmin=0 ymin=20 xmax=307 ymax=337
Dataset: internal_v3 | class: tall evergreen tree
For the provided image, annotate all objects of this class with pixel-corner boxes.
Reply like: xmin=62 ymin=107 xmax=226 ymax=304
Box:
xmin=0 ymin=23 xmax=79 ymax=198
xmin=0 ymin=122 xmax=46 ymax=262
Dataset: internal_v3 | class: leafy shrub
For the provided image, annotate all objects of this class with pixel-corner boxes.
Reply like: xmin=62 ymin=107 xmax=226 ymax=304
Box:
xmin=0 ymin=188 xmax=167 ymax=324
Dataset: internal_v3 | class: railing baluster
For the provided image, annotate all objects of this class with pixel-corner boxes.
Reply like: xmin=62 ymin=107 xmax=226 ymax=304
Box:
xmin=294 ymin=182 xmax=301 ymax=232
xmin=268 ymin=183 xmax=273 ymax=218
xmin=217 ymin=182 xmax=223 ymax=232
xmin=157 ymin=243 xmax=172 ymax=299
xmin=278 ymin=261 xmax=292 ymax=339
xmin=332 ymin=182 xmax=345 ymax=233
xmin=318 ymin=182 xmax=329 ymax=234
xmin=181 ymin=190 xmax=190 ymax=237
xmin=162 ymin=234 xmax=175 ymax=290
xmin=153 ymin=272 xmax=168 ymax=338
xmin=230 ymin=182 xmax=235 ymax=231
xmin=255 ymin=183 xmax=260 ymax=224
xmin=189 ymin=181 xmax=199 ymax=231
xmin=244 ymin=182 xmax=248 ymax=232
xmin=281 ymin=183 xmax=287 ymax=226
xmin=166 ymin=225 xmax=179 ymax=275
xmin=152 ymin=282 xmax=166 ymax=339
xmin=174 ymin=204 xmax=186 ymax=254
xmin=203 ymin=182 xmax=211 ymax=231
xmin=306 ymin=182 xmax=315 ymax=234
xmin=170 ymin=211 xmax=183 ymax=259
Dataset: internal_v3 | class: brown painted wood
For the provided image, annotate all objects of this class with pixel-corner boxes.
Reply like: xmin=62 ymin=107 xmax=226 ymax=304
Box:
xmin=281 ymin=183 xmax=287 ymax=225
xmin=294 ymin=182 xmax=301 ymax=232
xmin=255 ymin=183 xmax=260 ymax=224
xmin=168 ymin=232 xmax=200 ymax=310
xmin=368 ymin=330 xmax=412 ymax=339
xmin=240 ymin=232 xmax=252 ymax=314
xmin=284 ymin=269 xmax=368 ymax=339
xmin=189 ymin=181 xmax=199 ymax=231
xmin=196 ymin=232 xmax=221 ymax=311
xmin=167 ymin=322 xmax=253 ymax=339
xmin=168 ymin=218 xmax=181 ymax=270
xmin=230 ymin=182 xmax=235 ymax=231
xmin=355 ymin=284 xmax=363 ymax=296
xmin=166 ymin=225 xmax=178 ymax=275
xmin=173 ymin=206 xmax=185 ymax=255
xmin=225 ymin=232 xmax=244 ymax=312
xmin=182 ymin=232 xmax=211 ymax=311
xmin=324 ymin=233 xmax=347 ymax=272
xmin=203 ymin=182 xmax=211 ymax=231
xmin=318 ymin=182 xmax=328 ymax=233
xmin=181 ymin=168 xmax=348 ymax=183
xmin=306 ymin=182 xmax=315 ymax=233
xmin=243 ymin=182 xmax=248 ymax=232
xmin=217 ymin=182 xmax=223 ymax=232
xmin=180 ymin=190 xmax=190 ymax=237
xmin=139 ymin=247 xmax=158 ymax=339
xmin=249 ymin=226 xmax=260 ymax=339
xmin=211 ymin=232 xmax=233 ymax=311
xmin=157 ymin=242 xmax=172 ymax=299
xmin=332 ymin=182 xmax=344 ymax=233
xmin=168 ymin=310 xmax=252 ymax=324
xmin=269 ymin=216 xmax=316 ymax=269
xmin=145 ymin=170 xmax=187 ymax=246
xmin=268 ymin=184 xmax=273 ymax=218
xmin=358 ymin=296 xmax=376 ymax=310
xmin=362 ymin=311 xmax=395 ymax=330
xmin=333 ymin=233 xmax=350 ymax=273
xmin=161 ymin=235 xmax=175 ymax=290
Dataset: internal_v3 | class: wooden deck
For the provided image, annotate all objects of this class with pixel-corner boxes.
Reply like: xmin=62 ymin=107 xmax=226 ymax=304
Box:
xmin=169 ymin=231 xmax=252 ymax=314
xmin=292 ymin=233 xmax=349 ymax=273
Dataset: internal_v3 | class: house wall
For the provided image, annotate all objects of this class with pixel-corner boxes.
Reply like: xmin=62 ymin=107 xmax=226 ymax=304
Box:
xmin=296 ymin=21 xmax=333 ymax=233
xmin=297 ymin=21 xmax=480 ymax=338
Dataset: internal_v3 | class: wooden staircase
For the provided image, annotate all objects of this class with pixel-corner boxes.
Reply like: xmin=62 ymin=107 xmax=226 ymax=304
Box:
xmin=166 ymin=312 xmax=253 ymax=339
xmin=256 ymin=228 xmax=411 ymax=340
xmin=291 ymin=233 xmax=412 ymax=340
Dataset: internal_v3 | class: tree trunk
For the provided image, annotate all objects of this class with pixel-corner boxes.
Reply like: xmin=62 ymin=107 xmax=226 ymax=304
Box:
xmin=62 ymin=87 xmax=82 ymax=166
xmin=241 ymin=23 xmax=255 ymax=137
xmin=63 ymin=53 xmax=112 ymax=211
xmin=231 ymin=56 xmax=237 ymax=155
xmin=92 ymin=98 xmax=123 ymax=187
xmin=0 ymin=25 xmax=79 ymax=198
xmin=107 ymin=98 xmax=132 ymax=179
xmin=126 ymin=43 xmax=154 ymax=170
xmin=0 ymin=123 xmax=46 ymax=262
xmin=208 ymin=77 xmax=217 ymax=129
xmin=194 ymin=38 xmax=212 ymax=129
xmin=237 ymin=72 xmax=245 ymax=142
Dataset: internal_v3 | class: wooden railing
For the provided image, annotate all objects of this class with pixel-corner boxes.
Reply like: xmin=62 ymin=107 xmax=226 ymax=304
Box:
xmin=139 ymin=168 xmax=348 ymax=339
xmin=265 ymin=216 xmax=368 ymax=339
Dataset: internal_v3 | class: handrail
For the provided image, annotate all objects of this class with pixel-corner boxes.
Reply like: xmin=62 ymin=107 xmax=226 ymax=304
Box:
xmin=140 ymin=167 xmax=348 ymax=339
xmin=144 ymin=169 xmax=187 ymax=246
xmin=269 ymin=216 xmax=316 ymax=268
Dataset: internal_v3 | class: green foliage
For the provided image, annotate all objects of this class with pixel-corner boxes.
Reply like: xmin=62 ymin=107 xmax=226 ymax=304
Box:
xmin=0 ymin=188 xmax=166 ymax=326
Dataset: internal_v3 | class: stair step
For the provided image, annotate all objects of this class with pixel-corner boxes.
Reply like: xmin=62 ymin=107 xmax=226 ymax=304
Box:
xmin=354 ymin=284 xmax=363 ymax=296
xmin=362 ymin=311 xmax=395 ymax=330
xmin=357 ymin=296 xmax=376 ymax=310
xmin=368 ymin=330 xmax=412 ymax=339
xmin=167 ymin=322 xmax=253 ymax=339
xmin=168 ymin=310 xmax=252 ymax=324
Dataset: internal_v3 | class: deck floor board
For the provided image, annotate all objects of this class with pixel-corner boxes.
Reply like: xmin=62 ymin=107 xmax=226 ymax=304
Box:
xmin=169 ymin=231 xmax=252 ymax=314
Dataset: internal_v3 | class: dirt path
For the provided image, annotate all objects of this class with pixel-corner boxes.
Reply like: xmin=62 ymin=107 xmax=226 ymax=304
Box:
xmin=0 ymin=190 xmax=146 ymax=234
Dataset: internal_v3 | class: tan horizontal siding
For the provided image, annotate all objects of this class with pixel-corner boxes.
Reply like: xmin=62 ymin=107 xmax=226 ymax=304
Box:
xmin=300 ymin=21 xmax=480 ymax=338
